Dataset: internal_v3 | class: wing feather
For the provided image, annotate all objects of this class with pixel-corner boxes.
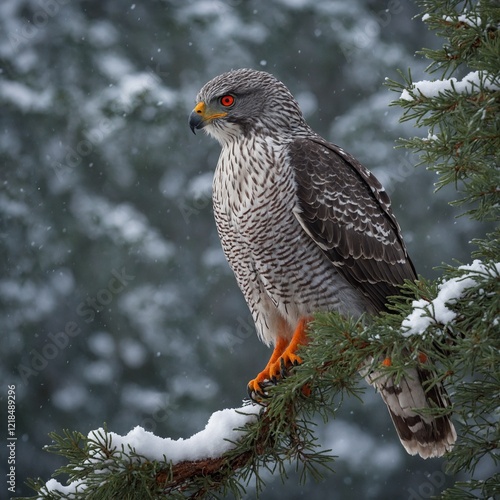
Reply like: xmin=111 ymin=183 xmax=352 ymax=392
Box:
xmin=289 ymin=137 xmax=417 ymax=312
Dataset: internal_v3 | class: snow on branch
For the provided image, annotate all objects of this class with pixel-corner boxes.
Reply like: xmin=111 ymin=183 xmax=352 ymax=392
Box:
xmin=402 ymin=260 xmax=500 ymax=336
xmin=90 ymin=405 xmax=261 ymax=463
xmin=400 ymin=70 xmax=499 ymax=101
xmin=41 ymin=404 xmax=261 ymax=497
xmin=421 ymin=13 xmax=483 ymax=28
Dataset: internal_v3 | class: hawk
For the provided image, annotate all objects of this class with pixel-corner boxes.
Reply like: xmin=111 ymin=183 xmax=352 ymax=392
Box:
xmin=189 ymin=68 xmax=456 ymax=458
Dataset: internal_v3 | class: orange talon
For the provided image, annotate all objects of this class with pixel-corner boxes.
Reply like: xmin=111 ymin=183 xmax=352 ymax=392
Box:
xmin=247 ymin=317 xmax=311 ymax=401
xmin=247 ymin=336 xmax=288 ymax=399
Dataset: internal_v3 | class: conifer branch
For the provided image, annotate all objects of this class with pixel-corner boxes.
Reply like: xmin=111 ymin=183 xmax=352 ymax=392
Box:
xmin=19 ymin=258 xmax=499 ymax=498
xmin=386 ymin=0 xmax=500 ymax=221
xmin=18 ymin=1 xmax=500 ymax=498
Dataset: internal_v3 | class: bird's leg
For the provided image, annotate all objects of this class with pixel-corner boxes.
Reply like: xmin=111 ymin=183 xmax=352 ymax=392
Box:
xmin=247 ymin=317 xmax=311 ymax=400
xmin=247 ymin=336 xmax=289 ymax=398
xmin=268 ymin=317 xmax=310 ymax=379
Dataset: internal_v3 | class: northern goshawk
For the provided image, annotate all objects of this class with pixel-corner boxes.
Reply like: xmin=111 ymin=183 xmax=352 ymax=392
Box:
xmin=189 ymin=68 xmax=456 ymax=458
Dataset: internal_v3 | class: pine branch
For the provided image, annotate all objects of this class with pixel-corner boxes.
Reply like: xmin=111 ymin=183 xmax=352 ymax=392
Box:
xmin=19 ymin=382 xmax=338 ymax=498
xmin=385 ymin=0 xmax=500 ymax=222
xmin=20 ymin=258 xmax=499 ymax=498
xmin=18 ymin=1 xmax=500 ymax=498
xmin=384 ymin=1 xmax=500 ymax=497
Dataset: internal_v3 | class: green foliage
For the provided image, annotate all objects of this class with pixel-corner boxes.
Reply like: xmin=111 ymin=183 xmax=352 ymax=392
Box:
xmin=386 ymin=0 xmax=500 ymax=221
xmin=23 ymin=427 xmax=177 ymax=499
xmin=18 ymin=0 xmax=500 ymax=498
xmin=20 ymin=391 xmax=337 ymax=499
xmin=19 ymin=259 xmax=499 ymax=498
xmin=387 ymin=0 xmax=500 ymax=497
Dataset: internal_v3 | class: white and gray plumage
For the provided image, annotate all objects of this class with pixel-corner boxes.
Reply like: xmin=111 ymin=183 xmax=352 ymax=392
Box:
xmin=189 ymin=68 xmax=456 ymax=458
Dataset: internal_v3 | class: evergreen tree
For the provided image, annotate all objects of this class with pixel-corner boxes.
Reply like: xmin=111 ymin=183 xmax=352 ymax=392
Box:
xmin=19 ymin=0 xmax=499 ymax=498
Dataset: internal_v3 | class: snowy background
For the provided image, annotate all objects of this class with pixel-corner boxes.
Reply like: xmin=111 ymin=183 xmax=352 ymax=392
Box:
xmin=0 ymin=0 xmax=488 ymax=498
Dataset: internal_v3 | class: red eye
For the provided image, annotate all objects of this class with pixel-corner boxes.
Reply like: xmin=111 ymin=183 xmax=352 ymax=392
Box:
xmin=220 ymin=94 xmax=235 ymax=107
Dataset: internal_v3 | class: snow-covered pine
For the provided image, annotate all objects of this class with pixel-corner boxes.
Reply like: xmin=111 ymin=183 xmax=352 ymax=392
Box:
xmin=20 ymin=1 xmax=499 ymax=498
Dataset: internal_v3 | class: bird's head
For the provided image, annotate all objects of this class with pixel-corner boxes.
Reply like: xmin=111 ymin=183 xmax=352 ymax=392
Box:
xmin=189 ymin=68 xmax=307 ymax=145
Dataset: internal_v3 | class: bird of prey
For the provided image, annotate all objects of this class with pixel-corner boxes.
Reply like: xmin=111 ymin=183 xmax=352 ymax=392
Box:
xmin=189 ymin=68 xmax=456 ymax=458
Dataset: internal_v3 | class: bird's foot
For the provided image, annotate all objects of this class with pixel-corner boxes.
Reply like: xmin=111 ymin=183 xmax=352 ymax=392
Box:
xmin=271 ymin=351 xmax=303 ymax=380
xmin=247 ymin=351 xmax=303 ymax=403
xmin=247 ymin=318 xmax=311 ymax=402
xmin=247 ymin=378 xmax=273 ymax=403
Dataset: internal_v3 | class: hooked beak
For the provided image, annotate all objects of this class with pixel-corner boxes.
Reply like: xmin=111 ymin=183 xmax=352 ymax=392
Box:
xmin=189 ymin=101 xmax=227 ymax=134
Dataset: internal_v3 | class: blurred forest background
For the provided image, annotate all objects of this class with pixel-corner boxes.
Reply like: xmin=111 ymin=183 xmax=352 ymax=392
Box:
xmin=0 ymin=0 xmax=490 ymax=498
